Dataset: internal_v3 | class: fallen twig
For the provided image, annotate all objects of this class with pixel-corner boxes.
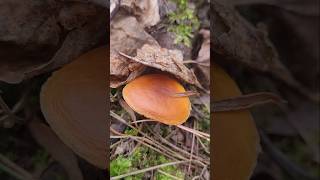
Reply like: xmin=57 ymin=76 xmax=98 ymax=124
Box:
xmin=0 ymin=153 xmax=39 ymax=180
xmin=260 ymin=130 xmax=318 ymax=180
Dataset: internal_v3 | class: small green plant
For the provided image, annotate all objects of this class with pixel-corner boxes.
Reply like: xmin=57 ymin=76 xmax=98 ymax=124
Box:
xmin=110 ymin=155 xmax=132 ymax=177
xmin=31 ymin=149 xmax=50 ymax=168
xmin=110 ymin=146 xmax=184 ymax=179
xmin=124 ymin=128 xmax=139 ymax=136
xmin=168 ymin=0 xmax=200 ymax=47
xmin=155 ymin=155 xmax=185 ymax=180
xmin=198 ymin=105 xmax=210 ymax=132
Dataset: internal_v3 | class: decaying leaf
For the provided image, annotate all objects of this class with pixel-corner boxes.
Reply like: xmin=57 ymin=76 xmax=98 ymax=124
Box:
xmin=110 ymin=50 xmax=145 ymax=88
xmin=110 ymin=14 xmax=159 ymax=87
xmin=110 ymin=0 xmax=120 ymax=19
xmin=195 ymin=29 xmax=210 ymax=88
xmin=120 ymin=44 xmax=202 ymax=88
xmin=121 ymin=0 xmax=160 ymax=27
xmin=111 ymin=15 xmax=159 ymax=53
xmin=0 ymin=0 xmax=60 ymax=83
xmin=216 ymin=0 xmax=319 ymax=16
xmin=211 ymin=0 xmax=318 ymax=101
xmin=27 ymin=10 xmax=107 ymax=80
xmin=0 ymin=0 xmax=107 ymax=84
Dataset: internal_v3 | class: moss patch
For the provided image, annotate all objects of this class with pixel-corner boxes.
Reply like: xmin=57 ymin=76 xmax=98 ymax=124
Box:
xmin=110 ymin=146 xmax=185 ymax=179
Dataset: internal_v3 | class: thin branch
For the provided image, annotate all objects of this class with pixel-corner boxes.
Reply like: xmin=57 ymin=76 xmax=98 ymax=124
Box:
xmin=0 ymin=153 xmax=38 ymax=180
xmin=188 ymin=122 xmax=196 ymax=174
xmin=260 ymin=131 xmax=317 ymax=180
xmin=176 ymin=125 xmax=210 ymax=141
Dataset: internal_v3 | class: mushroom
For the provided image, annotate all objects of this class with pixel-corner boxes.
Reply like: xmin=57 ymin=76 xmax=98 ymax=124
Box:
xmin=213 ymin=63 xmax=259 ymax=180
xmin=40 ymin=47 xmax=107 ymax=169
xmin=122 ymin=74 xmax=191 ymax=125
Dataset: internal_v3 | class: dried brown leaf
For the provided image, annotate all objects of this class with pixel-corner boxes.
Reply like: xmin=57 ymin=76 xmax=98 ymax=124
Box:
xmin=121 ymin=0 xmax=160 ymax=27
xmin=110 ymin=14 xmax=159 ymax=87
xmin=0 ymin=0 xmax=60 ymax=83
xmin=110 ymin=50 xmax=145 ymax=88
xmin=216 ymin=0 xmax=319 ymax=16
xmin=0 ymin=1 xmax=107 ymax=84
xmin=120 ymin=44 xmax=202 ymax=88
xmin=195 ymin=29 xmax=210 ymax=88
xmin=211 ymin=0 xmax=318 ymax=101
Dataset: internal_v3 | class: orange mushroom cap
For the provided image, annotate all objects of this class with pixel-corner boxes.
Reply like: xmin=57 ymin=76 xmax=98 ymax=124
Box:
xmin=213 ymin=63 xmax=259 ymax=180
xmin=122 ymin=74 xmax=191 ymax=125
xmin=40 ymin=47 xmax=107 ymax=169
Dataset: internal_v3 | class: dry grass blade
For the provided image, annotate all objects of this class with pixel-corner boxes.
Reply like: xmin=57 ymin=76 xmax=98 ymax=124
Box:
xmin=188 ymin=122 xmax=196 ymax=174
xmin=0 ymin=153 xmax=38 ymax=180
xmin=171 ymin=91 xmax=200 ymax=98
xmin=157 ymin=169 xmax=184 ymax=180
xmin=110 ymin=134 xmax=180 ymax=161
xmin=130 ymin=119 xmax=156 ymax=124
xmin=119 ymin=99 xmax=137 ymax=122
xmin=197 ymin=136 xmax=210 ymax=155
xmin=110 ymin=160 xmax=191 ymax=180
xmin=260 ymin=131 xmax=318 ymax=180
xmin=110 ymin=111 xmax=209 ymax=165
xmin=0 ymin=95 xmax=24 ymax=124
xmin=213 ymin=92 xmax=287 ymax=112
xmin=146 ymin=126 xmax=209 ymax=165
xmin=176 ymin=125 xmax=210 ymax=141
xmin=183 ymin=60 xmax=210 ymax=67
xmin=110 ymin=112 xmax=185 ymax=160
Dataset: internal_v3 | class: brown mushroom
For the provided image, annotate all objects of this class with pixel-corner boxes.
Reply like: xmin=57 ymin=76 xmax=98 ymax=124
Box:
xmin=40 ymin=47 xmax=107 ymax=169
xmin=122 ymin=74 xmax=191 ymax=125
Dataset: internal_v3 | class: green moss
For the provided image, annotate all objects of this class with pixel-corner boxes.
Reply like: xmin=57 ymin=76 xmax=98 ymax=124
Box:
xmin=111 ymin=88 xmax=118 ymax=95
xmin=155 ymin=155 xmax=184 ymax=180
xmin=53 ymin=174 xmax=68 ymax=180
xmin=31 ymin=149 xmax=50 ymax=168
xmin=168 ymin=0 xmax=200 ymax=47
xmin=110 ymin=155 xmax=132 ymax=177
xmin=276 ymin=138 xmax=320 ymax=177
xmin=198 ymin=105 xmax=210 ymax=132
xmin=110 ymin=147 xmax=184 ymax=179
xmin=124 ymin=128 xmax=139 ymax=136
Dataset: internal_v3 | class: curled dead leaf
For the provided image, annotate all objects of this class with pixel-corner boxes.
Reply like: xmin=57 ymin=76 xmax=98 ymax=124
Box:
xmin=110 ymin=14 xmax=159 ymax=87
xmin=195 ymin=29 xmax=210 ymax=89
xmin=211 ymin=0 xmax=318 ymax=101
xmin=216 ymin=0 xmax=319 ymax=16
xmin=119 ymin=44 xmax=202 ymax=88
xmin=121 ymin=0 xmax=160 ymax=27
xmin=0 ymin=0 xmax=107 ymax=84
xmin=110 ymin=50 xmax=145 ymax=88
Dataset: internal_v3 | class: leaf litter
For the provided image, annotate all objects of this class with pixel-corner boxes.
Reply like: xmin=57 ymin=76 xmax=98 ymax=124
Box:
xmin=211 ymin=0 xmax=319 ymax=179
xmin=110 ymin=1 xmax=211 ymax=179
